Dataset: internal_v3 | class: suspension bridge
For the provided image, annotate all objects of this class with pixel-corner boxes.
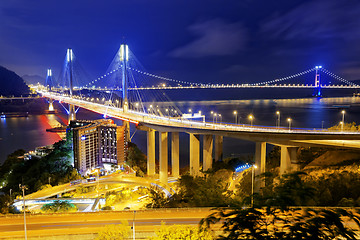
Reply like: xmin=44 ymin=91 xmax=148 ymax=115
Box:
xmin=36 ymin=44 xmax=360 ymax=186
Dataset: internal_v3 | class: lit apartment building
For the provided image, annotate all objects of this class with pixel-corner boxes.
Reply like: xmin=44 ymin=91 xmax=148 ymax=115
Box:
xmin=70 ymin=119 xmax=127 ymax=175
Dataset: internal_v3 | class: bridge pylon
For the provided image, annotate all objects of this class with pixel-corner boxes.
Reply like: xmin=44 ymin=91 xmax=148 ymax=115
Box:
xmin=120 ymin=43 xmax=130 ymax=142
xmin=313 ymin=66 xmax=322 ymax=97
xmin=67 ymin=48 xmax=76 ymax=124
xmin=46 ymin=69 xmax=54 ymax=111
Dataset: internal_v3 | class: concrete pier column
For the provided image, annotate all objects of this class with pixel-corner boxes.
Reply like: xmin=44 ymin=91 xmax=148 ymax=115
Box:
xmin=171 ymin=132 xmax=180 ymax=178
xmin=68 ymin=104 xmax=76 ymax=124
xmin=280 ymin=146 xmax=293 ymax=175
xmin=214 ymin=135 xmax=223 ymax=162
xmin=147 ymin=129 xmax=156 ymax=176
xmin=123 ymin=121 xmax=130 ymax=143
xmin=159 ymin=132 xmax=168 ymax=184
xmin=189 ymin=133 xmax=200 ymax=176
xmin=254 ymin=142 xmax=266 ymax=191
xmin=290 ymin=147 xmax=300 ymax=171
xmin=203 ymin=135 xmax=213 ymax=171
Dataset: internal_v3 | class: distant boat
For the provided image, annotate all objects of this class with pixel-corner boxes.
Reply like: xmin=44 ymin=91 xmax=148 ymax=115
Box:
xmin=46 ymin=126 xmax=67 ymax=132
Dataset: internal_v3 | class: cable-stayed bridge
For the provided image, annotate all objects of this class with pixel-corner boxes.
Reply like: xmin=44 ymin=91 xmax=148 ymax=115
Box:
xmin=37 ymin=44 xmax=360 ymax=186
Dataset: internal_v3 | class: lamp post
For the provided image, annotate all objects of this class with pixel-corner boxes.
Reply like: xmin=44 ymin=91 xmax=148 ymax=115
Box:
xmin=341 ymin=110 xmax=346 ymax=131
xmin=219 ymin=114 xmax=222 ymax=124
xmin=233 ymin=111 xmax=238 ymax=124
xmin=19 ymin=184 xmax=27 ymax=240
xmin=248 ymin=114 xmax=254 ymax=127
xmin=133 ymin=210 xmax=136 ymax=240
xmin=48 ymin=176 xmax=51 ymax=186
xmin=251 ymin=165 xmax=257 ymax=207
xmin=9 ymin=189 xmax=12 ymax=201
xmin=276 ymin=111 xmax=280 ymax=128
xmin=287 ymin=118 xmax=292 ymax=131
xmin=340 ymin=121 xmax=344 ymax=132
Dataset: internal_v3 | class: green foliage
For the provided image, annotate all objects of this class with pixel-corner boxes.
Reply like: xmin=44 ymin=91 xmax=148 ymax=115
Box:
xmin=201 ymin=207 xmax=359 ymax=240
xmin=146 ymin=187 xmax=171 ymax=208
xmin=0 ymin=139 xmax=80 ymax=196
xmin=96 ymin=222 xmax=130 ymax=240
xmin=126 ymin=142 xmax=147 ymax=176
xmin=328 ymin=122 xmax=359 ymax=132
xmin=150 ymin=223 xmax=213 ymax=240
xmin=303 ymin=167 xmax=360 ymax=206
xmin=147 ymin=170 xmax=232 ymax=208
xmin=40 ymin=200 xmax=77 ymax=213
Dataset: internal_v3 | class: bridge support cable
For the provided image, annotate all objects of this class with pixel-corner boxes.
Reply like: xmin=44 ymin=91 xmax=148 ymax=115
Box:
xmin=320 ymin=68 xmax=360 ymax=87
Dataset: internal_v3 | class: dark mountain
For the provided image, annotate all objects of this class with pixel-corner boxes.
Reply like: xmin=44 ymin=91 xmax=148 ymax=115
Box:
xmin=0 ymin=66 xmax=30 ymax=96
xmin=22 ymin=74 xmax=45 ymax=86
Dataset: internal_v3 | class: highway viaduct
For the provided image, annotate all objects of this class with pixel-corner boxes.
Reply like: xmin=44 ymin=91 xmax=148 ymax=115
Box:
xmin=38 ymin=90 xmax=360 ymax=188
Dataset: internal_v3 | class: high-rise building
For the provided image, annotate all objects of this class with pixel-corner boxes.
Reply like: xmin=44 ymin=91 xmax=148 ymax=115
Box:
xmin=69 ymin=119 xmax=127 ymax=175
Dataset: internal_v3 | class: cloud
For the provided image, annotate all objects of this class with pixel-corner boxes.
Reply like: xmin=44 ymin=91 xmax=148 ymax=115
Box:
xmin=260 ymin=0 xmax=360 ymax=41
xmin=170 ymin=19 xmax=247 ymax=58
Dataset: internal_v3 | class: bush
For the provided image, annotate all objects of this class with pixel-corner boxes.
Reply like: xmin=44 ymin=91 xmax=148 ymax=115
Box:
xmin=150 ymin=223 xmax=213 ymax=240
xmin=96 ymin=222 xmax=130 ymax=240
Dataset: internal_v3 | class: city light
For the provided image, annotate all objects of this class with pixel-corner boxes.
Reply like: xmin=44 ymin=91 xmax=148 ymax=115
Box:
xmin=276 ymin=111 xmax=280 ymax=128
xmin=248 ymin=114 xmax=254 ymax=127
xmin=287 ymin=118 xmax=292 ymax=131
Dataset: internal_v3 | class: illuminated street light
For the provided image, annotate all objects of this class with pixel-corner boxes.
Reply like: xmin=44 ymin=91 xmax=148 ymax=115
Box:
xmin=287 ymin=118 xmax=292 ymax=131
xmin=188 ymin=109 xmax=192 ymax=113
xmin=276 ymin=111 xmax=280 ymax=128
xmin=340 ymin=121 xmax=344 ymax=132
xmin=19 ymin=184 xmax=27 ymax=240
xmin=248 ymin=114 xmax=254 ymax=127
xmin=341 ymin=110 xmax=346 ymax=130
xmin=233 ymin=110 xmax=238 ymax=124
xmin=251 ymin=165 xmax=258 ymax=207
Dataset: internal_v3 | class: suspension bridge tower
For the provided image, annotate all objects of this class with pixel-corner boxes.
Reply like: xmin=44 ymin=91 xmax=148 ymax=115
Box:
xmin=67 ymin=48 xmax=76 ymax=123
xmin=120 ymin=43 xmax=130 ymax=142
xmin=313 ymin=65 xmax=322 ymax=97
xmin=46 ymin=69 xmax=54 ymax=111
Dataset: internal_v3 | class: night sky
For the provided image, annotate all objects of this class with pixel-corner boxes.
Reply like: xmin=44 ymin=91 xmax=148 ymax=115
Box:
xmin=1 ymin=0 xmax=360 ymax=85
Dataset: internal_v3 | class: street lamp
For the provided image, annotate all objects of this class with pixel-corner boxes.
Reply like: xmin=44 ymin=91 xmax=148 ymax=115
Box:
xmin=219 ymin=114 xmax=222 ymax=124
xmin=19 ymin=184 xmax=27 ymax=240
xmin=233 ymin=111 xmax=238 ymax=124
xmin=287 ymin=118 xmax=292 ymax=131
xmin=341 ymin=110 xmax=346 ymax=130
xmin=133 ymin=210 xmax=136 ymax=240
xmin=248 ymin=114 xmax=254 ymax=127
xmin=276 ymin=111 xmax=280 ymax=128
xmin=251 ymin=165 xmax=258 ymax=207
xmin=340 ymin=121 xmax=344 ymax=132
xmin=188 ymin=109 xmax=192 ymax=113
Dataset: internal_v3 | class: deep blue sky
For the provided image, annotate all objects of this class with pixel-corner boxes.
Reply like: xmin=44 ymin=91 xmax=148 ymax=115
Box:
xmin=1 ymin=0 xmax=360 ymax=85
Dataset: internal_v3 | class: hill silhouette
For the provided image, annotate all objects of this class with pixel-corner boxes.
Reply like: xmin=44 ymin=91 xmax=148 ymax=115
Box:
xmin=0 ymin=66 xmax=29 ymax=96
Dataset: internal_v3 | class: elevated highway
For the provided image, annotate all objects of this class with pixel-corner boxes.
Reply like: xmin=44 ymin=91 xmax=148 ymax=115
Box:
xmin=38 ymin=89 xmax=360 ymax=186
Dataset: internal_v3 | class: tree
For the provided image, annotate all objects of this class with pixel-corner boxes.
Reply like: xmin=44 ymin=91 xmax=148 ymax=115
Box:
xmin=201 ymin=207 xmax=359 ymax=240
xmin=150 ymin=224 xmax=213 ymax=240
xmin=96 ymin=222 xmax=130 ymax=240
xmin=41 ymin=200 xmax=77 ymax=213
xmin=126 ymin=142 xmax=147 ymax=176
